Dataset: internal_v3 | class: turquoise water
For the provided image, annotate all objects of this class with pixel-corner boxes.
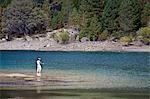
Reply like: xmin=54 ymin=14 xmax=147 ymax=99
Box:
xmin=0 ymin=51 xmax=149 ymax=89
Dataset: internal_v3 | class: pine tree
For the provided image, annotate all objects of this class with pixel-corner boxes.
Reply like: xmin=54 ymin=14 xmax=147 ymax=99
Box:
xmin=87 ymin=15 xmax=102 ymax=41
xmin=102 ymin=0 xmax=121 ymax=33
xmin=0 ymin=6 xmax=3 ymax=37
xmin=42 ymin=0 xmax=51 ymax=27
xmin=141 ymin=1 xmax=150 ymax=26
xmin=68 ymin=8 xmax=80 ymax=27
xmin=80 ymin=0 xmax=104 ymax=20
xmin=0 ymin=0 xmax=12 ymax=8
xmin=33 ymin=0 xmax=44 ymax=7
xmin=79 ymin=15 xmax=102 ymax=41
xmin=50 ymin=11 xmax=64 ymax=29
xmin=79 ymin=0 xmax=103 ymax=40
xmin=119 ymin=0 xmax=141 ymax=33
xmin=61 ymin=0 xmax=72 ymax=25
xmin=71 ymin=0 xmax=81 ymax=11
xmin=50 ymin=0 xmax=73 ymax=29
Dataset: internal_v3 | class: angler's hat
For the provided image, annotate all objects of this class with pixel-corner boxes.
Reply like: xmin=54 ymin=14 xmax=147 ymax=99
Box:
xmin=37 ymin=57 xmax=41 ymax=60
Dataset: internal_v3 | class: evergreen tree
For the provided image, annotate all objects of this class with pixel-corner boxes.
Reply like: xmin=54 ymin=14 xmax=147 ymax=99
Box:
xmin=50 ymin=0 xmax=72 ymax=29
xmin=79 ymin=0 xmax=103 ymax=40
xmin=80 ymin=0 xmax=104 ymax=20
xmin=141 ymin=1 xmax=150 ymax=26
xmin=61 ymin=0 xmax=72 ymax=25
xmin=80 ymin=0 xmax=104 ymax=23
xmin=33 ymin=0 xmax=45 ymax=7
xmin=80 ymin=15 xmax=102 ymax=41
xmin=119 ymin=0 xmax=141 ymax=33
xmin=139 ymin=0 xmax=149 ymax=9
xmin=87 ymin=15 xmax=102 ymax=41
xmin=50 ymin=11 xmax=64 ymax=29
xmin=102 ymin=0 xmax=121 ymax=33
xmin=68 ymin=8 xmax=80 ymax=27
xmin=71 ymin=0 xmax=81 ymax=11
xmin=42 ymin=0 xmax=50 ymax=16
xmin=0 ymin=0 xmax=12 ymax=8
xmin=42 ymin=0 xmax=51 ymax=27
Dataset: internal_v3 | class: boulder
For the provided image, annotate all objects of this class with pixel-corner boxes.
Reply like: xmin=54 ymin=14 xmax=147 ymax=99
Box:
xmin=67 ymin=26 xmax=80 ymax=35
xmin=110 ymin=37 xmax=118 ymax=42
xmin=131 ymin=40 xmax=144 ymax=46
xmin=15 ymin=37 xmax=24 ymax=41
xmin=69 ymin=34 xmax=76 ymax=42
xmin=141 ymin=40 xmax=150 ymax=45
xmin=44 ymin=44 xmax=50 ymax=48
xmin=81 ymin=37 xmax=90 ymax=42
xmin=25 ymin=36 xmax=32 ymax=41
xmin=65 ymin=27 xmax=79 ymax=43
xmin=46 ymin=28 xmax=53 ymax=32
xmin=47 ymin=32 xmax=55 ymax=38
xmin=0 ymin=38 xmax=6 ymax=43
xmin=53 ymin=32 xmax=62 ymax=43
xmin=1 ymin=38 xmax=6 ymax=41
xmin=75 ymin=35 xmax=80 ymax=42
xmin=39 ymin=37 xmax=45 ymax=41
xmin=5 ymin=35 xmax=12 ymax=41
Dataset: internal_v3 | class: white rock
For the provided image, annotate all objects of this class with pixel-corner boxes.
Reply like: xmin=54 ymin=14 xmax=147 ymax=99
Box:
xmin=2 ymin=38 xmax=6 ymax=41
xmin=25 ymin=36 xmax=32 ymax=41
xmin=81 ymin=37 xmax=90 ymax=42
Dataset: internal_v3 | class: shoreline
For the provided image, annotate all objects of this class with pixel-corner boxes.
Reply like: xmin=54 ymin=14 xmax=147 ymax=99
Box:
xmin=0 ymin=39 xmax=149 ymax=52
xmin=0 ymin=49 xmax=149 ymax=52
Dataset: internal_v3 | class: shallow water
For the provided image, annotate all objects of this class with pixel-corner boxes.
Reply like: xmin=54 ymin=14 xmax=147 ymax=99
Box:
xmin=0 ymin=51 xmax=149 ymax=88
xmin=0 ymin=51 xmax=149 ymax=98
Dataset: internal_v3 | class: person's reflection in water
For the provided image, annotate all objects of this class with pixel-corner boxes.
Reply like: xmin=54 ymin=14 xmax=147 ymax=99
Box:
xmin=36 ymin=82 xmax=42 ymax=93
xmin=36 ymin=76 xmax=41 ymax=81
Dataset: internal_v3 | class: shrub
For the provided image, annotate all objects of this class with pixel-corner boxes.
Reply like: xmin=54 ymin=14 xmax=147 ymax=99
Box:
xmin=78 ymin=29 xmax=88 ymax=40
xmin=59 ymin=31 xmax=69 ymax=44
xmin=137 ymin=27 xmax=150 ymax=45
xmin=98 ymin=32 xmax=108 ymax=41
xmin=111 ymin=31 xmax=124 ymax=39
xmin=120 ymin=36 xmax=133 ymax=46
xmin=138 ymin=27 xmax=150 ymax=37
xmin=142 ymin=38 xmax=150 ymax=45
xmin=54 ymin=31 xmax=69 ymax=44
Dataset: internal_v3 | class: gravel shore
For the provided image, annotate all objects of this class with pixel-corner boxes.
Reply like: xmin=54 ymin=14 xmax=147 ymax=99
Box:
xmin=0 ymin=38 xmax=149 ymax=52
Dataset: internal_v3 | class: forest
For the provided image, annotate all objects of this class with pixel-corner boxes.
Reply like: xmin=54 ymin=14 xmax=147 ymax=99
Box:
xmin=0 ymin=0 xmax=150 ymax=45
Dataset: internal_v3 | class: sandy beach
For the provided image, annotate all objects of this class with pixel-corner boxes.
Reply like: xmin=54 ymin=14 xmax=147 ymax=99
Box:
xmin=0 ymin=38 xmax=149 ymax=52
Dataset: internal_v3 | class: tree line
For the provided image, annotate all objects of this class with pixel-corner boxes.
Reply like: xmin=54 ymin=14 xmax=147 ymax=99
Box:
xmin=0 ymin=0 xmax=149 ymax=44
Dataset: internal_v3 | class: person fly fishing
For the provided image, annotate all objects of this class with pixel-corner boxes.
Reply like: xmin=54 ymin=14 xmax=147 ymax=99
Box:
xmin=36 ymin=57 xmax=44 ymax=77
